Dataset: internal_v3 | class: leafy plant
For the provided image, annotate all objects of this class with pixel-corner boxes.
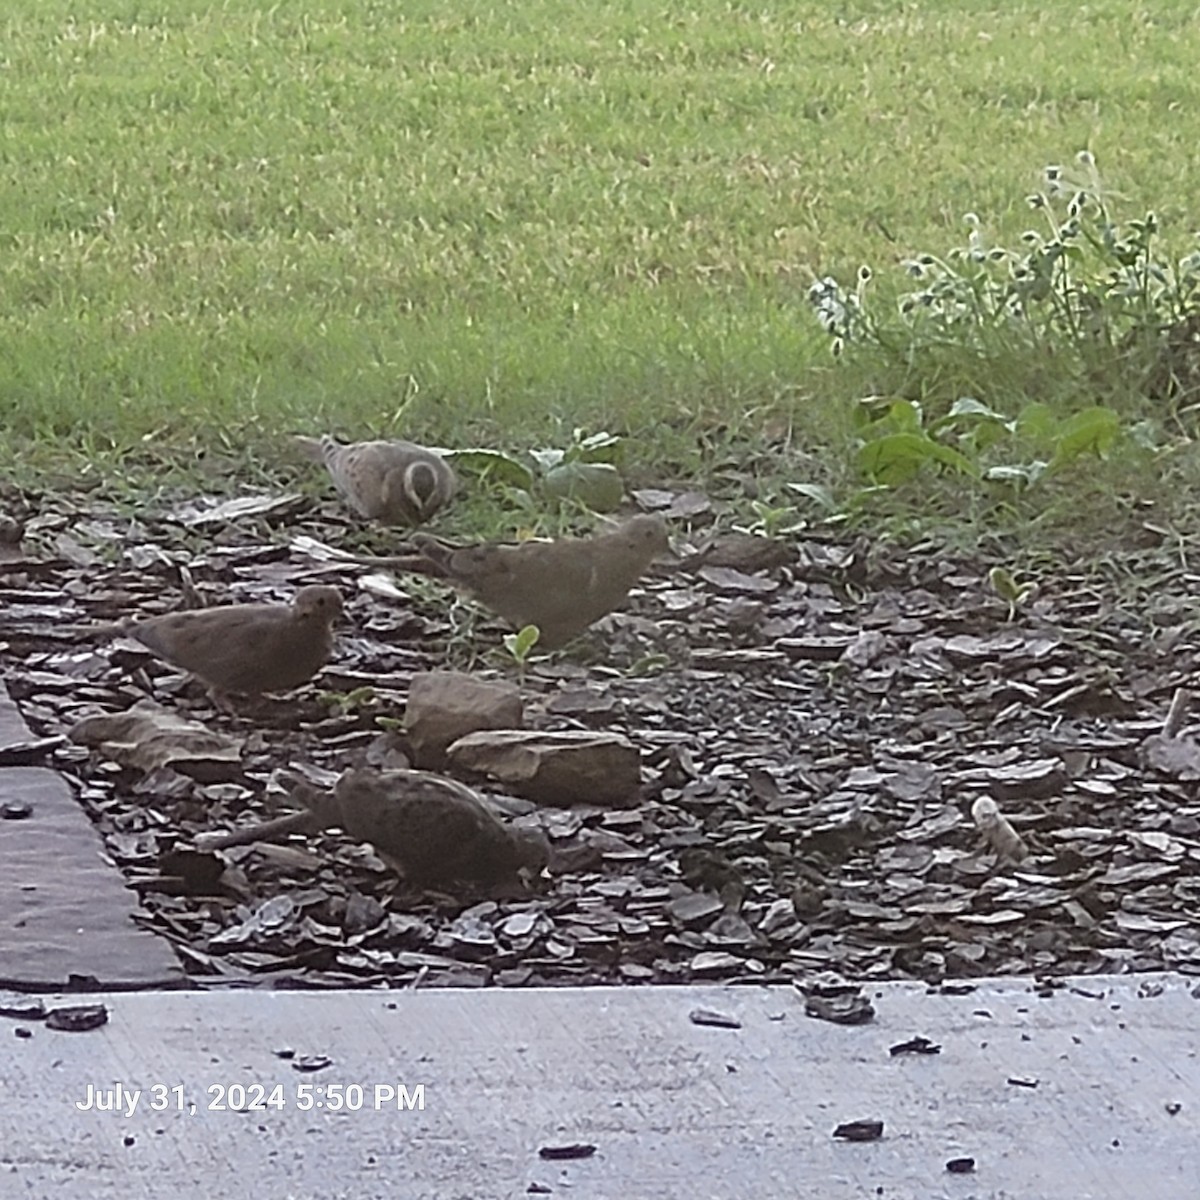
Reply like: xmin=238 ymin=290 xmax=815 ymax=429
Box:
xmin=530 ymin=430 xmax=625 ymax=511
xmin=318 ymin=686 xmax=378 ymax=717
xmin=809 ymin=152 xmax=1200 ymax=475
xmin=625 ymin=652 xmax=670 ymax=677
xmin=987 ymin=566 xmax=1038 ymax=621
xmin=446 ymin=429 xmax=625 ymax=514
xmin=501 ymin=624 xmax=541 ymax=682
xmin=744 ymin=498 xmax=803 ymax=538
xmin=442 ymin=448 xmax=536 ymax=492
xmin=847 ymin=392 xmax=1121 ymax=490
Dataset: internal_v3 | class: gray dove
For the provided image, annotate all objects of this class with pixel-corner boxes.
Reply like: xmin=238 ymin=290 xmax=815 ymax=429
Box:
xmin=297 ymin=435 xmax=457 ymax=526
xmin=335 ymin=513 xmax=671 ymax=648
xmin=124 ymin=585 xmax=343 ymax=704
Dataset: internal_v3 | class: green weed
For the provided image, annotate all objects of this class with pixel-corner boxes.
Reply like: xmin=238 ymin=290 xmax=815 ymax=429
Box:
xmin=808 ymin=152 xmax=1200 ymax=516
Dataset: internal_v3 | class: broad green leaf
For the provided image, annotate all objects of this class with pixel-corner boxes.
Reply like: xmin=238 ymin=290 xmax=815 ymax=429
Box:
xmin=884 ymin=399 xmax=924 ymax=433
xmin=541 ymin=461 xmax=625 ymax=511
xmin=1050 ymin=406 xmax=1120 ymax=465
xmin=852 ymin=394 xmax=896 ymax=428
xmin=1013 ymin=403 xmax=1059 ymax=443
xmin=856 ymin=396 xmax=922 ymax=436
xmin=858 ymin=433 xmax=977 ymax=485
xmin=442 ymin=448 xmax=535 ymax=490
xmin=988 ymin=566 xmax=1036 ymax=619
xmin=500 ymin=486 xmax=538 ymax=511
xmin=503 ymin=624 xmax=541 ymax=661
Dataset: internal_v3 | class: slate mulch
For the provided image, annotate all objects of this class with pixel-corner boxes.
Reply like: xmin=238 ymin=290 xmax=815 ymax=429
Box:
xmin=2 ymin=485 xmax=1200 ymax=990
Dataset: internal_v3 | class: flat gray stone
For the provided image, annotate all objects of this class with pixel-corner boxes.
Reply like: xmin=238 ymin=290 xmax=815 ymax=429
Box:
xmin=1 ymin=976 xmax=1196 ymax=1198
xmin=0 ymin=766 xmax=184 ymax=989
xmin=404 ymin=670 xmax=524 ymax=769
xmin=0 ymin=682 xmax=183 ymax=989
xmin=447 ymin=728 xmax=642 ymax=806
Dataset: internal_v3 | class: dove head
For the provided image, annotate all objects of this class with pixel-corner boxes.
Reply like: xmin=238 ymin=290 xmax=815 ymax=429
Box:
xmin=621 ymin=513 xmax=672 ymax=559
xmin=278 ymin=768 xmax=342 ymax=822
xmin=292 ymin=585 xmax=343 ymax=625
xmin=334 ymin=765 xmax=374 ymax=794
xmin=385 ymin=460 xmax=449 ymax=524
xmin=510 ymin=826 xmax=552 ymax=872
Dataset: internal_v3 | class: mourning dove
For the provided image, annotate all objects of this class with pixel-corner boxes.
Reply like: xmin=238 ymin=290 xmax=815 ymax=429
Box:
xmin=337 ymin=514 xmax=671 ymax=648
xmin=286 ymin=767 xmax=550 ymax=886
xmin=296 ymin=434 xmax=457 ymax=526
xmin=122 ymin=585 xmax=343 ymax=703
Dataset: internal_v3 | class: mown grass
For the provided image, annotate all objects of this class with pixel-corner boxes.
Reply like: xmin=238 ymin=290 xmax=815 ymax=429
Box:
xmin=1 ymin=1 xmax=1199 ymax=531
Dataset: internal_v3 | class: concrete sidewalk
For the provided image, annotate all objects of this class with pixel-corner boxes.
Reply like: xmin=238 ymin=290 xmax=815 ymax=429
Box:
xmin=2 ymin=976 xmax=1196 ymax=1199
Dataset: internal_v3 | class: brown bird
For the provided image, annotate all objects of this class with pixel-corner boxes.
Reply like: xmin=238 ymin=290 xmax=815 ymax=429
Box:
xmin=0 ymin=514 xmax=23 ymax=544
xmin=123 ymin=585 xmax=343 ymax=704
xmin=296 ymin=434 xmax=457 ymax=526
xmin=339 ymin=513 xmax=671 ymax=648
xmin=288 ymin=766 xmax=550 ymax=886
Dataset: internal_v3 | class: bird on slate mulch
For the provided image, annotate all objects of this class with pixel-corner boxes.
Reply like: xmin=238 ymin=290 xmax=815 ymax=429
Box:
xmin=0 ymin=514 xmax=24 ymax=544
xmin=678 ymin=846 xmax=747 ymax=910
xmin=285 ymin=767 xmax=551 ymax=887
xmin=336 ymin=513 xmax=672 ymax=648
xmin=296 ymin=434 xmax=458 ymax=527
xmin=95 ymin=585 xmax=343 ymax=708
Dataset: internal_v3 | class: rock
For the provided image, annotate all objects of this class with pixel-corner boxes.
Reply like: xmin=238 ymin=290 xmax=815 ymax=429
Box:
xmin=404 ymin=671 xmax=524 ymax=770
xmin=69 ymin=702 xmax=243 ymax=780
xmin=445 ymin=729 xmax=641 ymax=807
xmin=544 ymin=686 xmax=621 ymax=724
xmin=667 ymin=891 xmax=725 ymax=928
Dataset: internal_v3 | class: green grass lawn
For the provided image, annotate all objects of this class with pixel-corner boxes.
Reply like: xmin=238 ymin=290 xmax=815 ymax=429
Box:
xmin=1 ymin=1 xmax=1198 ymax=515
